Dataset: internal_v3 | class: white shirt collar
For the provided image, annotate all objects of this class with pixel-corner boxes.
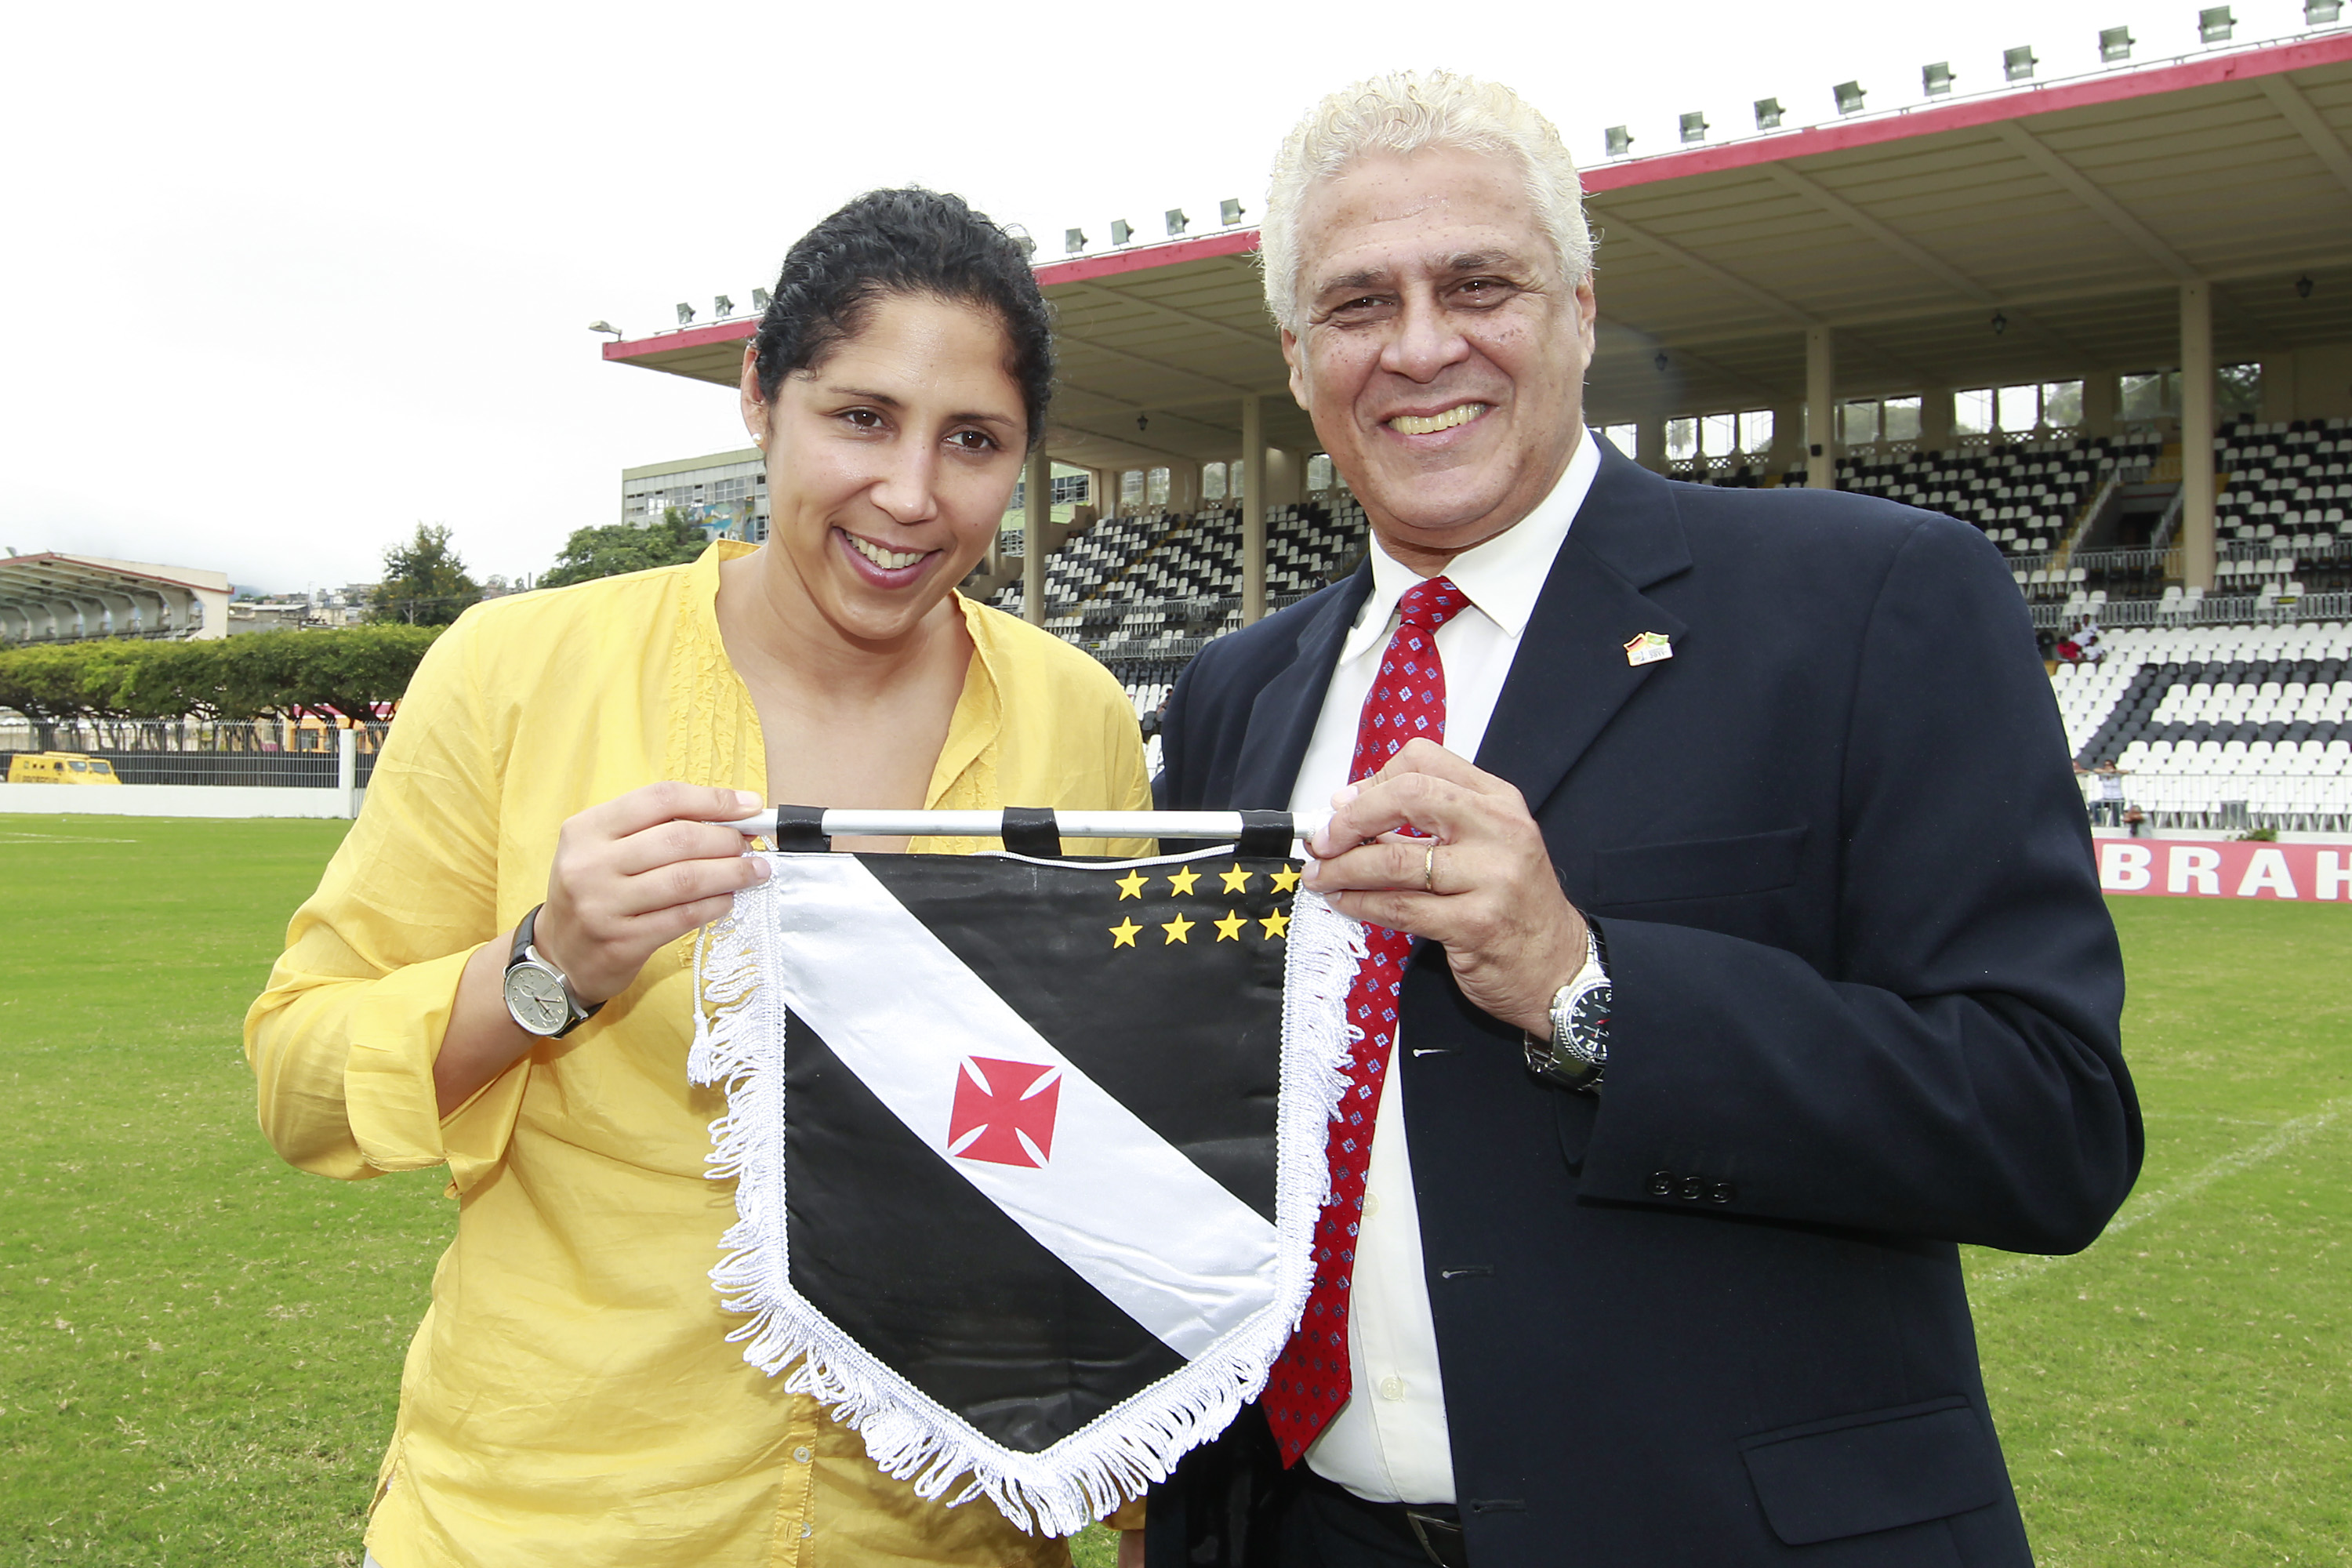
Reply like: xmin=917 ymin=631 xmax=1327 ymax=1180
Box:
xmin=1341 ymin=430 xmax=1602 ymax=664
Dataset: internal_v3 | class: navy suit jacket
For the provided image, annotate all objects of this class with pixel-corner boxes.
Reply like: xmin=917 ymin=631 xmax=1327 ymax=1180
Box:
xmin=1145 ymin=442 xmax=2138 ymax=1566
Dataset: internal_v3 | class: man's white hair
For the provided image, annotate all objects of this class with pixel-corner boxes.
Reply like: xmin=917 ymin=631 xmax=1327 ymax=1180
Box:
xmin=1261 ymin=70 xmax=1592 ymax=335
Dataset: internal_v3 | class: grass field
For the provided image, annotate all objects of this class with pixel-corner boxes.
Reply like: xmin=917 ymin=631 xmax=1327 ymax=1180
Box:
xmin=2 ymin=815 xmax=2345 ymax=1566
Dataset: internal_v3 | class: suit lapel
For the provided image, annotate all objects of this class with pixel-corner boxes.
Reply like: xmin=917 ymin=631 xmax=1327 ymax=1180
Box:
xmin=1229 ymin=566 xmax=1374 ymax=811
xmin=1475 ymin=445 xmax=1693 ymax=815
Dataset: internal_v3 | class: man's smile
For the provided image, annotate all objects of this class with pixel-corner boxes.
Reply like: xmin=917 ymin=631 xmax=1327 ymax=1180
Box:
xmin=1385 ymin=402 xmax=1490 ymax=436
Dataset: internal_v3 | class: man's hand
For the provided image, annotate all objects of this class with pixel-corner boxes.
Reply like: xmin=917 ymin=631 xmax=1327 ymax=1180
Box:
xmin=532 ymin=782 xmax=773 ymax=1004
xmin=1301 ymin=739 xmax=1584 ymax=1036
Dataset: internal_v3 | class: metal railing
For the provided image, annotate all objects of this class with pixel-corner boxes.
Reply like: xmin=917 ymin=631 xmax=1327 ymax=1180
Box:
xmin=2098 ymin=772 xmax=2352 ymax=833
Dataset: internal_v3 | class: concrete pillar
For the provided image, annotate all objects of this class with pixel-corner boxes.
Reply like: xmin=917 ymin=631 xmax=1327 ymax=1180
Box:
xmin=338 ymin=724 xmax=358 ymax=819
xmin=2180 ymin=281 xmax=2216 ymax=592
xmin=1168 ymin=462 xmax=1201 ymax=513
xmin=1022 ymin=445 xmax=1049 ymax=626
xmin=1242 ymin=394 xmax=1267 ymax=624
xmin=2080 ymin=372 xmax=2118 ymax=441
xmin=1919 ymin=389 xmax=1955 ymax=454
xmin=2260 ymin=353 xmax=2296 ymax=425
xmin=1635 ymin=416 xmax=1668 ymax=474
xmin=1769 ymin=399 xmax=1806 ymax=477
xmin=1265 ymin=448 xmax=1305 ymax=506
xmin=1805 ymin=327 xmax=1836 ymax=489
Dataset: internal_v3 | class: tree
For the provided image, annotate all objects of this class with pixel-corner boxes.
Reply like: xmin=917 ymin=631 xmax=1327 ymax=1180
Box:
xmin=216 ymin=624 xmax=440 ymax=720
xmin=539 ymin=508 xmax=710 ymax=589
xmin=371 ymin=523 xmax=482 ymax=625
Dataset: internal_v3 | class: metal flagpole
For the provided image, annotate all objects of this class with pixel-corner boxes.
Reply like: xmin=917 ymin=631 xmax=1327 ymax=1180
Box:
xmin=721 ymin=808 xmax=1332 ymax=842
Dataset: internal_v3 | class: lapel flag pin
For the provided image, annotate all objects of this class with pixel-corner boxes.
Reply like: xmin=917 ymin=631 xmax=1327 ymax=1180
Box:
xmin=1623 ymin=630 xmax=1675 ymax=667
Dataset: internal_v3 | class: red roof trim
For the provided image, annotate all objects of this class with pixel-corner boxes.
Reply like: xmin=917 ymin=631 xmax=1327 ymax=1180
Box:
xmin=1 ymin=554 xmax=224 ymax=593
xmin=1030 ymin=227 xmax=1261 ymax=286
xmin=603 ymin=318 xmax=753 ymax=361
xmin=1582 ymin=32 xmax=2352 ymax=192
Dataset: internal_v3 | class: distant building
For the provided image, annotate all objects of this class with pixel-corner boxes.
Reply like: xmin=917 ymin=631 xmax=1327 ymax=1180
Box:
xmin=622 ymin=448 xmax=767 ymax=543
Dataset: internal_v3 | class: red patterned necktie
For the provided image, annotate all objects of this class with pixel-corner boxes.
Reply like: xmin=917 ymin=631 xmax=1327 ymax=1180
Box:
xmin=1266 ymin=574 xmax=1466 ymax=1466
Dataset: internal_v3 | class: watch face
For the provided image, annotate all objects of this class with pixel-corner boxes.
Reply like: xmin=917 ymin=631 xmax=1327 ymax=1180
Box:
xmin=1567 ymin=982 xmax=1612 ymax=1065
xmin=505 ymin=964 xmax=572 ymax=1035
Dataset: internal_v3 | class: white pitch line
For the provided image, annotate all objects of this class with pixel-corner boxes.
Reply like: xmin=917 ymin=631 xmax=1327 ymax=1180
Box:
xmin=1968 ymin=1094 xmax=2352 ymax=1298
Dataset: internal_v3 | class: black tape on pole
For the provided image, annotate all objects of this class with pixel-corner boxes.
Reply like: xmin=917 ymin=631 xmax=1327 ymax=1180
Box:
xmin=999 ymin=807 xmax=1063 ymax=859
xmin=773 ymin=804 xmax=831 ymax=854
xmin=1236 ymin=811 xmax=1294 ymax=857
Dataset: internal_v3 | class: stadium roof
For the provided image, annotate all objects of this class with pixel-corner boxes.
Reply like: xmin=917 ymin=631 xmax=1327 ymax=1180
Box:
xmin=0 ymin=554 xmax=231 ymax=643
xmin=604 ymin=29 xmax=2352 ymax=471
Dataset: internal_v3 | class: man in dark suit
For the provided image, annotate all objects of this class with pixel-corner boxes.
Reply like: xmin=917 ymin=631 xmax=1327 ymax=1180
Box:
xmin=1142 ymin=70 xmax=2136 ymax=1568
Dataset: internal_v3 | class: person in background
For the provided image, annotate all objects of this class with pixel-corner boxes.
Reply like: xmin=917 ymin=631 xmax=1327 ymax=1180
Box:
xmin=2091 ymin=759 xmax=2129 ymax=826
xmin=1149 ymin=70 xmax=2135 ymax=1567
xmin=246 ymin=189 xmax=1150 ymax=1568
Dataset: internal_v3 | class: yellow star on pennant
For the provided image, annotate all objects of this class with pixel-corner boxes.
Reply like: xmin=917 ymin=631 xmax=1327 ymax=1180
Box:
xmin=1269 ymin=865 xmax=1301 ymax=894
xmin=1114 ymin=869 xmax=1149 ymax=901
xmin=1161 ymin=913 xmax=1196 ymax=945
xmin=1259 ymin=909 xmax=1290 ymax=940
xmin=1218 ymin=864 xmax=1254 ymax=894
xmin=1165 ymin=866 xmax=1201 ymax=896
xmin=1109 ymin=917 xmax=1142 ymax=949
xmin=1213 ymin=909 xmax=1247 ymax=942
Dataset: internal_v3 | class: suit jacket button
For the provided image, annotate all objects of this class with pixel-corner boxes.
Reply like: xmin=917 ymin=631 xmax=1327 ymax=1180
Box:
xmin=1647 ymin=1171 xmax=1675 ymax=1197
xmin=1678 ymin=1176 xmax=1707 ymax=1201
xmin=1710 ymin=1181 xmax=1736 ymax=1204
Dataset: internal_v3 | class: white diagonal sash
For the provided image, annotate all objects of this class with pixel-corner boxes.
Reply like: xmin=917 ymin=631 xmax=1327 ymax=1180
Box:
xmin=760 ymin=855 xmax=1277 ymax=1359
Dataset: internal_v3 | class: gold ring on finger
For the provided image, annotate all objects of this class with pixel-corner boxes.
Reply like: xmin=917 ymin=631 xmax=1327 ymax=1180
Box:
xmin=1423 ymin=841 xmax=1436 ymax=894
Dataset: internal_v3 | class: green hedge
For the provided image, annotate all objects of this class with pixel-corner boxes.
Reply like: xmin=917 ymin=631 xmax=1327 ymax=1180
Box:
xmin=0 ymin=624 xmax=443 ymax=723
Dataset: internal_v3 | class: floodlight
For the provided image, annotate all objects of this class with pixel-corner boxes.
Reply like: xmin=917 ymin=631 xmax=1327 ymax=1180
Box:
xmin=1065 ymin=227 xmax=1087 ymax=254
xmin=1754 ymin=97 xmax=1784 ymax=129
xmin=2100 ymin=25 xmax=2135 ymax=60
xmin=2199 ymin=5 xmax=2234 ymax=42
xmin=1833 ymin=81 xmax=1867 ymax=115
xmin=714 ymin=294 xmax=735 ymax=317
xmin=751 ymin=287 xmax=771 ymax=309
xmin=1110 ymin=220 xmax=1134 ymax=246
xmin=1165 ymin=208 xmax=1189 ymax=237
xmin=1679 ymin=111 xmax=1708 ymax=143
xmin=1604 ymin=125 xmax=1634 ymax=156
xmin=675 ymin=302 xmax=695 ymax=326
xmin=2004 ymin=45 xmax=2038 ymax=81
xmin=587 ymin=320 xmax=621 ymax=338
xmin=2309 ymin=0 xmax=2342 ymax=22
xmin=1220 ymin=198 xmax=1246 ymax=225
xmin=1923 ymin=62 xmax=1955 ymax=96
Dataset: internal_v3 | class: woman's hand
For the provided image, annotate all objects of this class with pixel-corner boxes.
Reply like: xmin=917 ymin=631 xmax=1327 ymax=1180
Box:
xmin=433 ymin=783 xmax=769 ymax=1117
xmin=530 ymin=783 xmax=774 ymax=1004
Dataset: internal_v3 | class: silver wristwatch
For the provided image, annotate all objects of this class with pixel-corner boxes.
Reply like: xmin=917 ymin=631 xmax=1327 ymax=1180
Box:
xmin=501 ymin=904 xmax=601 ymax=1039
xmin=1523 ymin=922 xmax=1610 ymax=1093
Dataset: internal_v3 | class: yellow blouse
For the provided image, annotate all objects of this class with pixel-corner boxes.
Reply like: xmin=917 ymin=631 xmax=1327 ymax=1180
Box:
xmin=245 ymin=543 xmax=1152 ymax=1568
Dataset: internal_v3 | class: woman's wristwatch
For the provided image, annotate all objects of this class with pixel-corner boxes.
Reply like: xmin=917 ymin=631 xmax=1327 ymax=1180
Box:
xmin=1523 ymin=920 xmax=1610 ymax=1093
xmin=502 ymin=904 xmax=603 ymax=1038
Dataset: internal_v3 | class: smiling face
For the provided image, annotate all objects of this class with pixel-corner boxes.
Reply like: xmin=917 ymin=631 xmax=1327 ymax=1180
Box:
xmin=1283 ymin=146 xmax=1597 ymax=572
xmin=739 ymin=291 xmax=1025 ymax=647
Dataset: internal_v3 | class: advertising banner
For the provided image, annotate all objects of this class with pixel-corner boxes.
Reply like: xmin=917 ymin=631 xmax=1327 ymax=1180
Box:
xmin=2097 ymin=838 xmax=2352 ymax=900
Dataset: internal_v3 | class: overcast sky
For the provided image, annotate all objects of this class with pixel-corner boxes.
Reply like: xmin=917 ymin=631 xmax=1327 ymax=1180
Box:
xmin=1 ymin=0 xmax=2321 ymax=593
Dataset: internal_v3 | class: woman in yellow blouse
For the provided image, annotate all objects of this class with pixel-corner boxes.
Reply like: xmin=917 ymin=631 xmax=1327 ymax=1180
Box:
xmin=245 ymin=190 xmax=1149 ymax=1568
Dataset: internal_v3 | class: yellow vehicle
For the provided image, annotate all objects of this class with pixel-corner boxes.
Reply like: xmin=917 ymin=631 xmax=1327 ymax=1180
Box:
xmin=6 ymin=751 xmax=123 ymax=786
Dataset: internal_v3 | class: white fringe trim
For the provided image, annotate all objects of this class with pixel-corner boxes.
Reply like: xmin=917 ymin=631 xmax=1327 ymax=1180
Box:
xmin=689 ymin=847 xmax=1362 ymax=1535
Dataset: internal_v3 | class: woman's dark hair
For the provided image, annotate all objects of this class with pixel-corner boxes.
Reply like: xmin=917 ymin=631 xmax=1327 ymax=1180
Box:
xmin=751 ymin=188 xmax=1053 ymax=448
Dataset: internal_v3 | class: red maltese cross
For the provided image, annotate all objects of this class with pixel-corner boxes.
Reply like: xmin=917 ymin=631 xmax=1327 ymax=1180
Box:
xmin=946 ymin=1058 xmax=1062 ymax=1168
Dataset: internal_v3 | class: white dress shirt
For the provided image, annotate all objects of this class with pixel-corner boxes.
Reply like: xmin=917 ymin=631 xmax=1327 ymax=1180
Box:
xmin=1286 ymin=432 xmax=1602 ymax=1504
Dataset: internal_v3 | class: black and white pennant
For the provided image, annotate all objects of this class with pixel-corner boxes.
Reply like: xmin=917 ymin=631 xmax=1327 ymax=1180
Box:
xmin=690 ymin=847 xmax=1360 ymax=1534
